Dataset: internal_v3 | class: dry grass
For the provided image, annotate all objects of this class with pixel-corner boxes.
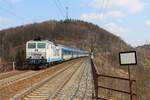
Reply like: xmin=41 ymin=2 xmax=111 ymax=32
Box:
xmin=93 ymin=51 xmax=150 ymax=100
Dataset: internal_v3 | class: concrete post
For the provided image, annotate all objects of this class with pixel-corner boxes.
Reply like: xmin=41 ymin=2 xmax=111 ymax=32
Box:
xmin=13 ymin=61 xmax=15 ymax=70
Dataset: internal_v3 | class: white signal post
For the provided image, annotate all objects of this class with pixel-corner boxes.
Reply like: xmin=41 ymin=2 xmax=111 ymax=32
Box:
xmin=119 ymin=51 xmax=137 ymax=100
xmin=13 ymin=61 xmax=15 ymax=70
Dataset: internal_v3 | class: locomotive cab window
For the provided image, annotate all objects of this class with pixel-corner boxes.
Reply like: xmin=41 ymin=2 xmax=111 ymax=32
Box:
xmin=37 ymin=43 xmax=46 ymax=48
xmin=28 ymin=43 xmax=36 ymax=49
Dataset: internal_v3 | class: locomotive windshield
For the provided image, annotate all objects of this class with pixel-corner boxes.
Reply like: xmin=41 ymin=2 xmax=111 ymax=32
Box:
xmin=37 ymin=43 xmax=46 ymax=48
xmin=28 ymin=43 xmax=36 ymax=49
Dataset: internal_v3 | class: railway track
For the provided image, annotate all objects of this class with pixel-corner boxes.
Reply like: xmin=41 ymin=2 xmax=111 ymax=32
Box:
xmin=0 ymin=71 xmax=36 ymax=88
xmin=11 ymin=59 xmax=85 ymax=100
xmin=0 ymin=61 xmax=73 ymax=89
xmin=0 ymin=71 xmax=26 ymax=80
xmin=52 ymin=58 xmax=87 ymax=100
xmin=53 ymin=59 xmax=93 ymax=100
xmin=50 ymin=59 xmax=87 ymax=100
xmin=0 ymin=67 xmax=51 ymax=89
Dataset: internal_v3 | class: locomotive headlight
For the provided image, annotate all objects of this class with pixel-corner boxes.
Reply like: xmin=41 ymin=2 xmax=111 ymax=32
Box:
xmin=41 ymin=56 xmax=44 ymax=59
xmin=29 ymin=56 xmax=32 ymax=59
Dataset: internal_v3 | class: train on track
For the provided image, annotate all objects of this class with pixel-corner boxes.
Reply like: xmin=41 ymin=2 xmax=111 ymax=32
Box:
xmin=26 ymin=39 xmax=89 ymax=69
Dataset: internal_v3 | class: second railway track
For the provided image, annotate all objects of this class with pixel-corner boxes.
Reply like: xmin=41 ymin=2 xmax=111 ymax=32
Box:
xmin=0 ymin=66 xmax=54 ymax=89
xmin=0 ymin=60 xmax=77 ymax=89
xmin=0 ymin=71 xmax=37 ymax=88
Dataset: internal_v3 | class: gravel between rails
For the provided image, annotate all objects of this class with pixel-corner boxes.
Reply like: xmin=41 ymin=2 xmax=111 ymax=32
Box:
xmin=0 ymin=71 xmax=26 ymax=80
xmin=53 ymin=58 xmax=94 ymax=100
xmin=0 ymin=58 xmax=83 ymax=100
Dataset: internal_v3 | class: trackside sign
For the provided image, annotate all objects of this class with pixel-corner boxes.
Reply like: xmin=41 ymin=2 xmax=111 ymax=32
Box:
xmin=119 ymin=51 xmax=137 ymax=65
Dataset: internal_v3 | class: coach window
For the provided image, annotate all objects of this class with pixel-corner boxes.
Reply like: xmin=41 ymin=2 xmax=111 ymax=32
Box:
xmin=28 ymin=43 xmax=36 ymax=49
xmin=37 ymin=43 xmax=46 ymax=48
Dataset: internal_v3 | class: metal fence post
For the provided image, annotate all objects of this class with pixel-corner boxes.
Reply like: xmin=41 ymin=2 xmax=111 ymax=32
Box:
xmin=128 ymin=65 xmax=132 ymax=100
xmin=91 ymin=58 xmax=99 ymax=100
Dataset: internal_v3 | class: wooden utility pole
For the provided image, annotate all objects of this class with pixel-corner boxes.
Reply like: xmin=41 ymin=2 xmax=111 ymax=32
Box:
xmin=0 ymin=33 xmax=4 ymax=62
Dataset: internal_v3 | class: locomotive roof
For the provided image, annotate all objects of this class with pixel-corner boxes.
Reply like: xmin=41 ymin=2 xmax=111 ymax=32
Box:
xmin=27 ymin=40 xmax=54 ymax=45
xmin=27 ymin=40 xmax=89 ymax=53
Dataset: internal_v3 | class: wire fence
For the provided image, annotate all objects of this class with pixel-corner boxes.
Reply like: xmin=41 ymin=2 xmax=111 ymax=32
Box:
xmin=0 ymin=62 xmax=15 ymax=73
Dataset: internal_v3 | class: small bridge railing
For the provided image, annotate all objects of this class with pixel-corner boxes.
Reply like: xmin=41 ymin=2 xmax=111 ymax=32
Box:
xmin=90 ymin=59 xmax=136 ymax=100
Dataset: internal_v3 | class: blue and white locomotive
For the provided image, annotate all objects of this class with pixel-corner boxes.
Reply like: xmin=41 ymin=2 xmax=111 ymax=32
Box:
xmin=26 ymin=39 xmax=89 ymax=67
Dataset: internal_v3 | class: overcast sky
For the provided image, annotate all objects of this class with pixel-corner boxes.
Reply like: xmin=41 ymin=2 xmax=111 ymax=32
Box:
xmin=0 ymin=0 xmax=150 ymax=47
